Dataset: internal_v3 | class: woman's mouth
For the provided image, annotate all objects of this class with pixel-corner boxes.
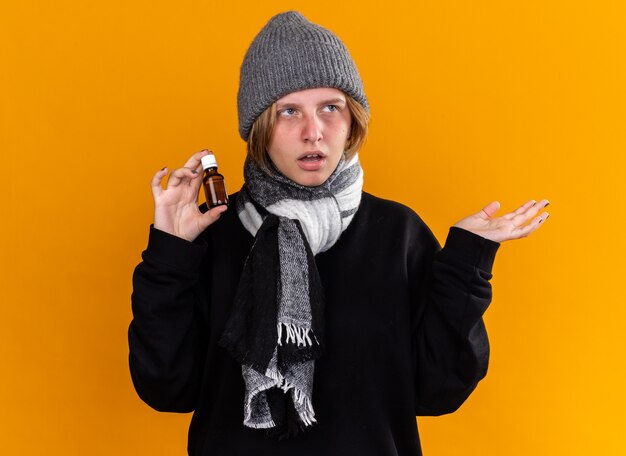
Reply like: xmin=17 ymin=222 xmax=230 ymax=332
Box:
xmin=299 ymin=153 xmax=323 ymax=162
xmin=297 ymin=152 xmax=326 ymax=170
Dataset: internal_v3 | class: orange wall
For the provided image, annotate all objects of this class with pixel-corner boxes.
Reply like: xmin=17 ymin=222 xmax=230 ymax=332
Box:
xmin=2 ymin=1 xmax=624 ymax=454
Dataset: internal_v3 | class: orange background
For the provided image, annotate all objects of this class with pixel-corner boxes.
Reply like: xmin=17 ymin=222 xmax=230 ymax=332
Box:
xmin=2 ymin=1 xmax=625 ymax=454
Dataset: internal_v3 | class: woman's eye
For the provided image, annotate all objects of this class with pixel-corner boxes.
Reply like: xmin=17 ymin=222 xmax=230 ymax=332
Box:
xmin=323 ymin=105 xmax=338 ymax=112
xmin=280 ymin=108 xmax=297 ymax=116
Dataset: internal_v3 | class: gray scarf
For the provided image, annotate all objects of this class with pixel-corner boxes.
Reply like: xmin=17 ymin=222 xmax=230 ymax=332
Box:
xmin=218 ymin=153 xmax=363 ymax=437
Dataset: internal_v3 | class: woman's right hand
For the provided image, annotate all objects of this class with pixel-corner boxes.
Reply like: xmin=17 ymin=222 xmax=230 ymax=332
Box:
xmin=151 ymin=149 xmax=228 ymax=242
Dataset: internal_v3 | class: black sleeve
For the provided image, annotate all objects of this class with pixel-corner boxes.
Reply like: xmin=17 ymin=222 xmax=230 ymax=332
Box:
xmin=128 ymin=225 xmax=210 ymax=413
xmin=412 ymin=226 xmax=500 ymax=416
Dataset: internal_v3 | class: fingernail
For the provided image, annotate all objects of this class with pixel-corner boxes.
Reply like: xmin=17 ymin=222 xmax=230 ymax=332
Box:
xmin=544 ymin=201 xmax=550 ymax=207
xmin=161 ymin=167 xmax=167 ymax=171
xmin=191 ymin=169 xmax=198 ymax=174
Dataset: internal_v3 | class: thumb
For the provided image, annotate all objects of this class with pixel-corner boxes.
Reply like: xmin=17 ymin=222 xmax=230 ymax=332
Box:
xmin=480 ymin=201 xmax=501 ymax=219
xmin=198 ymin=205 xmax=228 ymax=230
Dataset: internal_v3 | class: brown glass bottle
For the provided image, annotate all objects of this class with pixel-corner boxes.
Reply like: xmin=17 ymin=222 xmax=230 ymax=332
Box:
xmin=201 ymin=152 xmax=228 ymax=209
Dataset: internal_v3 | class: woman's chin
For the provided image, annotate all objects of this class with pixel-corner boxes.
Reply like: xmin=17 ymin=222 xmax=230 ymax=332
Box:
xmin=287 ymin=170 xmax=330 ymax=187
xmin=295 ymin=175 xmax=327 ymax=187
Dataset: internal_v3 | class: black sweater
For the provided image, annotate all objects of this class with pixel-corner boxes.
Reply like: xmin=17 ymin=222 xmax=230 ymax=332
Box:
xmin=128 ymin=192 xmax=500 ymax=455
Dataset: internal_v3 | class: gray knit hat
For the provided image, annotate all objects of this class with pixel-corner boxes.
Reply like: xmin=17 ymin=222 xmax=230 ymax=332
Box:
xmin=237 ymin=11 xmax=369 ymax=141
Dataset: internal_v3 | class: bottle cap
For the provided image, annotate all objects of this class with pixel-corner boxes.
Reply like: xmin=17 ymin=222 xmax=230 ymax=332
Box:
xmin=201 ymin=153 xmax=218 ymax=170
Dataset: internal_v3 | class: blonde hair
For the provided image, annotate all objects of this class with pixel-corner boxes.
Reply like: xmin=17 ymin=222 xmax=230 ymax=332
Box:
xmin=247 ymin=93 xmax=370 ymax=169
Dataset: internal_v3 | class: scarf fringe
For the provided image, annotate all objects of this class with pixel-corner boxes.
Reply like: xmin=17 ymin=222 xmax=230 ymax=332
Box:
xmin=291 ymin=388 xmax=317 ymax=426
xmin=277 ymin=322 xmax=317 ymax=347
xmin=245 ymin=418 xmax=277 ymax=429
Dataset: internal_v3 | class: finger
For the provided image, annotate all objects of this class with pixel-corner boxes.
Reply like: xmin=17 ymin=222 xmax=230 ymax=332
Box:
xmin=166 ymin=166 xmax=202 ymax=188
xmin=480 ymin=201 xmax=501 ymax=219
xmin=151 ymin=167 xmax=168 ymax=198
xmin=503 ymin=199 xmax=536 ymax=220
xmin=513 ymin=211 xmax=550 ymax=238
xmin=511 ymin=199 xmax=550 ymax=227
xmin=189 ymin=167 xmax=205 ymax=193
xmin=184 ymin=149 xmax=211 ymax=172
xmin=197 ymin=204 xmax=228 ymax=230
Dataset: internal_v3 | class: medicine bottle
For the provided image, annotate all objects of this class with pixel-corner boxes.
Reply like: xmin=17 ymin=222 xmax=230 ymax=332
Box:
xmin=201 ymin=152 xmax=228 ymax=209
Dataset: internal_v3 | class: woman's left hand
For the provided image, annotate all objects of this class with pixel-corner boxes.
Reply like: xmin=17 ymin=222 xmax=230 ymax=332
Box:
xmin=453 ymin=199 xmax=550 ymax=243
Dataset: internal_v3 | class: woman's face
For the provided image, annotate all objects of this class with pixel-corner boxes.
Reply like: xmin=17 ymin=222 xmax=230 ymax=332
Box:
xmin=267 ymin=87 xmax=352 ymax=187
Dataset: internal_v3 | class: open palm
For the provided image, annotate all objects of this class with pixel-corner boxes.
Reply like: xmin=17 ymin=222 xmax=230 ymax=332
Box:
xmin=453 ymin=199 xmax=550 ymax=243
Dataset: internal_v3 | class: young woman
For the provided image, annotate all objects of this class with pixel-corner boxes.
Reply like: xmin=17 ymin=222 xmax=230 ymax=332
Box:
xmin=128 ymin=11 xmax=550 ymax=455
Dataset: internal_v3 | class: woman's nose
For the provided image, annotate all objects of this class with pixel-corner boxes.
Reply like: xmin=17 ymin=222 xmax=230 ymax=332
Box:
xmin=302 ymin=114 xmax=323 ymax=143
